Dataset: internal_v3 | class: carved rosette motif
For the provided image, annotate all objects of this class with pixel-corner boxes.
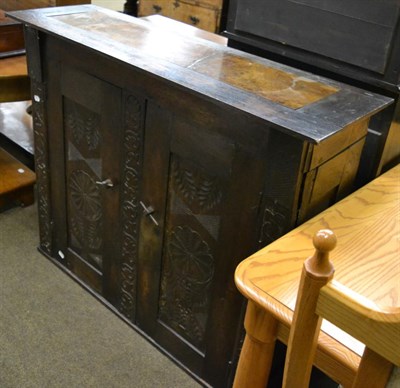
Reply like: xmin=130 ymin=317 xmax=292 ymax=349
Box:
xmin=31 ymin=80 xmax=52 ymax=255
xmin=69 ymin=170 xmax=102 ymax=251
xmin=159 ymin=225 xmax=214 ymax=350
xmin=118 ymin=95 xmax=143 ymax=321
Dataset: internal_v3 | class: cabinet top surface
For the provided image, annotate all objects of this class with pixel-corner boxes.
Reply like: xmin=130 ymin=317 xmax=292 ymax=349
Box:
xmin=8 ymin=5 xmax=392 ymax=142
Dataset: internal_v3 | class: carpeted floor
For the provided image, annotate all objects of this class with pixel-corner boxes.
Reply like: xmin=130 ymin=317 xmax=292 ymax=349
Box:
xmin=0 ymin=204 xmax=201 ymax=388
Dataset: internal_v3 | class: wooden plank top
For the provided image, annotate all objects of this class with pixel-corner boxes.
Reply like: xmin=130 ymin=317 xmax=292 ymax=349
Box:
xmin=235 ymin=164 xmax=400 ymax=356
xmin=8 ymin=5 xmax=392 ymax=143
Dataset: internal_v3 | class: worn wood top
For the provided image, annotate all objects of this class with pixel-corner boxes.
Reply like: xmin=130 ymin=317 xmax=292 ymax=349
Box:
xmin=235 ymin=164 xmax=400 ymax=357
xmin=8 ymin=5 xmax=392 ymax=142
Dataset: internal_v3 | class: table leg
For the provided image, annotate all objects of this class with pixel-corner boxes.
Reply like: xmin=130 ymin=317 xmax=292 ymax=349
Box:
xmin=353 ymin=347 xmax=393 ymax=388
xmin=233 ymin=300 xmax=278 ymax=388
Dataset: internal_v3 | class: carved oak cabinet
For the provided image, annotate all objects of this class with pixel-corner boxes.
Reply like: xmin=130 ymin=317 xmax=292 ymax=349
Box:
xmin=9 ymin=5 xmax=391 ymax=387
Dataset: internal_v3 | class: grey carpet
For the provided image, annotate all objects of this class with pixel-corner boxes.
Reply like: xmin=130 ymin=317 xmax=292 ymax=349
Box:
xmin=0 ymin=204 xmax=201 ymax=388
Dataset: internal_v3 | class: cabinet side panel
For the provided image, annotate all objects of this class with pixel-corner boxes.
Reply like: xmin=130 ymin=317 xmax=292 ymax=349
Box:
xmin=257 ymin=130 xmax=306 ymax=247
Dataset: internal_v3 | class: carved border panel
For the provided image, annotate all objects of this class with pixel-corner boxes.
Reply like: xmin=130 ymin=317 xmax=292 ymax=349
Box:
xmin=32 ymin=80 xmax=52 ymax=255
xmin=118 ymin=94 xmax=143 ymax=321
xmin=25 ymin=26 xmax=53 ymax=256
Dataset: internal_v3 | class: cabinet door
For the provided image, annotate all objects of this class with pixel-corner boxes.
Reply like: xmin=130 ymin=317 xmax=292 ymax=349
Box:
xmin=47 ymin=65 xmax=125 ymax=304
xmin=137 ymin=101 xmax=265 ymax=385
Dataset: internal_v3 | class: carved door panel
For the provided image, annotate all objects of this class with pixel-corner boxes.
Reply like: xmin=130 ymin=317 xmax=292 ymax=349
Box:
xmin=47 ymin=64 xmax=140 ymax=309
xmin=137 ymin=101 xmax=265 ymax=384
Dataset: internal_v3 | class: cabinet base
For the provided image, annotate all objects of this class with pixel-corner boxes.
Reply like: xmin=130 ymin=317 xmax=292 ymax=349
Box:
xmin=37 ymin=247 xmax=211 ymax=388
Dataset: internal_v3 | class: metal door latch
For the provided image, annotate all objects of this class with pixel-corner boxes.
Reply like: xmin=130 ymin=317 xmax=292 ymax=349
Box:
xmin=140 ymin=201 xmax=159 ymax=226
xmin=95 ymin=178 xmax=114 ymax=188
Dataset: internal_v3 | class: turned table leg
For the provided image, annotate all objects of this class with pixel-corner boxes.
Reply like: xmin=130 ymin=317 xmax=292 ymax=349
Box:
xmin=233 ymin=300 xmax=278 ymax=388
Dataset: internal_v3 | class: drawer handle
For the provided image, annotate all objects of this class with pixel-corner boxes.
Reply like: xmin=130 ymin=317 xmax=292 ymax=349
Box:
xmin=95 ymin=178 xmax=114 ymax=188
xmin=189 ymin=15 xmax=200 ymax=25
xmin=140 ymin=201 xmax=159 ymax=226
xmin=153 ymin=5 xmax=162 ymax=13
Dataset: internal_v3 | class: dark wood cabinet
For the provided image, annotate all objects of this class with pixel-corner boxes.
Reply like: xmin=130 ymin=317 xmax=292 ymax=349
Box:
xmin=9 ymin=5 xmax=391 ymax=387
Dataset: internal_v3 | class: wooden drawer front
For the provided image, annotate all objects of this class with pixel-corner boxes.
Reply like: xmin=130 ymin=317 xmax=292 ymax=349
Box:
xmin=183 ymin=0 xmax=223 ymax=9
xmin=139 ymin=1 xmax=221 ymax=32
xmin=168 ymin=1 xmax=220 ymax=32
xmin=299 ymin=138 xmax=366 ymax=223
xmin=306 ymin=118 xmax=369 ymax=171
xmin=138 ymin=0 xmax=173 ymax=17
xmin=0 ymin=23 xmax=24 ymax=53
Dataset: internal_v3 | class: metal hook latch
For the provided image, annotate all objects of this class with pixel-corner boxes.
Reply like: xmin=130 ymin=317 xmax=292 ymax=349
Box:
xmin=140 ymin=201 xmax=159 ymax=226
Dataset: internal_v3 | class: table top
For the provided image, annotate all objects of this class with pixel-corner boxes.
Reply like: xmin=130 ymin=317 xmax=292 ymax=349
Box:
xmin=8 ymin=5 xmax=392 ymax=143
xmin=235 ymin=164 xmax=400 ymax=355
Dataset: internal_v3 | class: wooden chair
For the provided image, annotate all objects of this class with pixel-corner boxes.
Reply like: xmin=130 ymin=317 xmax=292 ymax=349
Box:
xmin=233 ymin=165 xmax=399 ymax=387
xmin=282 ymin=229 xmax=399 ymax=387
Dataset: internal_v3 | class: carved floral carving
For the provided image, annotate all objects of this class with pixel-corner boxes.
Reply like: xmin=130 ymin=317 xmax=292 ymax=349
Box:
xmin=67 ymin=169 xmax=103 ymax=268
xmin=159 ymin=225 xmax=215 ymax=349
xmin=65 ymin=100 xmax=100 ymax=151
xmin=118 ymin=95 xmax=143 ymax=321
xmin=172 ymin=159 xmax=222 ymax=211
xmin=31 ymin=80 xmax=52 ymax=255
xmin=69 ymin=170 xmax=102 ymax=222
xmin=259 ymin=199 xmax=287 ymax=245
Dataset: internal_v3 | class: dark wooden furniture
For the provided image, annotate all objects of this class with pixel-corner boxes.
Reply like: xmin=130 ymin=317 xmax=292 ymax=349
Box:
xmin=0 ymin=9 xmax=29 ymax=102
xmin=225 ymin=0 xmax=400 ymax=184
xmin=8 ymin=5 xmax=391 ymax=387
xmin=0 ymin=8 xmax=24 ymax=55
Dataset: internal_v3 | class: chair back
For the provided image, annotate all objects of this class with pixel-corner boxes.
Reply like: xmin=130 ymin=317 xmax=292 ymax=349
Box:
xmin=283 ymin=229 xmax=400 ymax=388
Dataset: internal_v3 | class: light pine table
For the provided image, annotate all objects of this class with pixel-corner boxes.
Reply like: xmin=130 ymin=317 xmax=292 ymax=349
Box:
xmin=234 ymin=164 xmax=400 ymax=387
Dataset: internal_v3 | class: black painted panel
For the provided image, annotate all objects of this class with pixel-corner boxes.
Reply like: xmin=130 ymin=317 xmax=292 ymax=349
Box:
xmin=233 ymin=0 xmax=400 ymax=74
